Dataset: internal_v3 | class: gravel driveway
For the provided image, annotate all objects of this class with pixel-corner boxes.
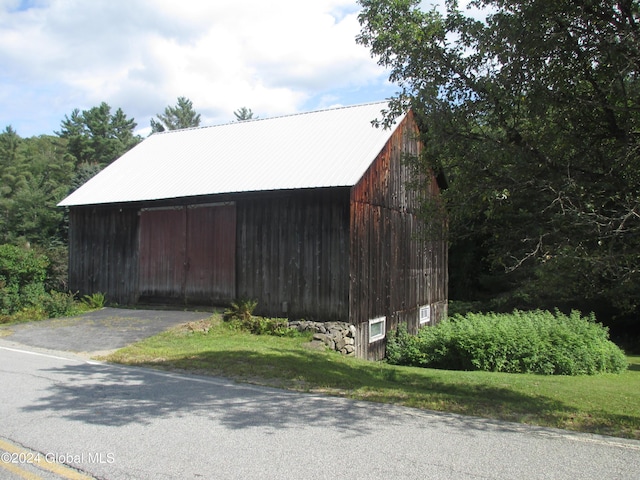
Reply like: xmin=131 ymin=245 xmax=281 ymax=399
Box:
xmin=0 ymin=307 xmax=213 ymax=355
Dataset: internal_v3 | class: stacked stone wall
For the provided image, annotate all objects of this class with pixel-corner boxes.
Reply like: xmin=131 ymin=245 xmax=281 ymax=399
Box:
xmin=288 ymin=320 xmax=356 ymax=356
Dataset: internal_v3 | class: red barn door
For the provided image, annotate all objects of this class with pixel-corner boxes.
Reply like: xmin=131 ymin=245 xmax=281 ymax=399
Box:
xmin=138 ymin=203 xmax=236 ymax=304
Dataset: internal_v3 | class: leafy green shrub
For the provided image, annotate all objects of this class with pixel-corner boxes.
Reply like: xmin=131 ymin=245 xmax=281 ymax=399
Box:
xmin=42 ymin=290 xmax=77 ymax=318
xmin=4 ymin=307 xmax=46 ymax=324
xmin=387 ymin=310 xmax=628 ymax=375
xmin=0 ymin=244 xmax=49 ymax=315
xmin=41 ymin=244 xmax=69 ymax=292
xmin=260 ymin=318 xmax=299 ymax=337
xmin=222 ymin=299 xmax=298 ymax=337
xmin=82 ymin=292 xmax=106 ymax=309
xmin=386 ymin=324 xmax=425 ymax=365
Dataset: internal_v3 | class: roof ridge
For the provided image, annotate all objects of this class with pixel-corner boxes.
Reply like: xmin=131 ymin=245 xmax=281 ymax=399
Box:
xmin=152 ymin=100 xmax=391 ymax=135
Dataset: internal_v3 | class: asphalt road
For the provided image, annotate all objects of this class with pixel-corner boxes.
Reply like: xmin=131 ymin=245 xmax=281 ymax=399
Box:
xmin=1 ymin=341 xmax=639 ymax=480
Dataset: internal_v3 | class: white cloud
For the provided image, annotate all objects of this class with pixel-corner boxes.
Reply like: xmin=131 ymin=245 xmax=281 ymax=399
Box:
xmin=0 ymin=0 xmax=395 ymax=136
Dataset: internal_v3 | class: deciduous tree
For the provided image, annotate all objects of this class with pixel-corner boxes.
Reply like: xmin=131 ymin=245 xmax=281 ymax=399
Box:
xmin=357 ymin=0 xmax=640 ymax=319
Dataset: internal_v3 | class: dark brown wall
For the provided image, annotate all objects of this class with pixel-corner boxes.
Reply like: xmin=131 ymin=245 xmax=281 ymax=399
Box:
xmin=68 ymin=206 xmax=139 ymax=304
xmin=349 ymin=112 xmax=448 ymax=359
xmin=236 ymin=189 xmax=351 ymax=321
xmin=68 ymin=190 xmax=352 ymax=314
xmin=68 ymin=202 xmax=237 ymax=306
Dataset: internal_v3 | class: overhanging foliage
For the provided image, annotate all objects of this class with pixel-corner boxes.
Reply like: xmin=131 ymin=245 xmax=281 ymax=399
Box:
xmin=358 ymin=0 xmax=640 ymax=317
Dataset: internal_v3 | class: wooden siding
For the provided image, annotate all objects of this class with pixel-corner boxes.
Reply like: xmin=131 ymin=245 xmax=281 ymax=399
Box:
xmin=236 ymin=189 xmax=350 ymax=321
xmin=138 ymin=204 xmax=236 ymax=304
xmin=68 ymin=207 xmax=139 ymax=304
xmin=185 ymin=204 xmax=236 ymax=302
xmin=69 ymin=203 xmax=236 ymax=306
xmin=349 ymin=111 xmax=448 ymax=359
xmin=138 ymin=207 xmax=186 ymax=300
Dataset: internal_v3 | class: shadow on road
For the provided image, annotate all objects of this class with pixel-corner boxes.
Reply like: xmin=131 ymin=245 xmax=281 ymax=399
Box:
xmin=20 ymin=351 xmax=629 ymax=439
xmin=22 ymin=360 xmax=407 ymax=435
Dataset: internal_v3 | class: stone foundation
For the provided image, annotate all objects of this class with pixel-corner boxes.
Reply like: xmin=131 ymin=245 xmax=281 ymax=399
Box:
xmin=288 ymin=320 xmax=357 ymax=356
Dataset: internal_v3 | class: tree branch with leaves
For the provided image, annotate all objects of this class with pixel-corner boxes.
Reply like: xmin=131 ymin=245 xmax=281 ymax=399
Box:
xmin=358 ymin=0 xmax=640 ymax=317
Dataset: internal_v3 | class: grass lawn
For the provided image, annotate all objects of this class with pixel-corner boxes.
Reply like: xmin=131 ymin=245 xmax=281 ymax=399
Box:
xmin=103 ymin=315 xmax=640 ymax=440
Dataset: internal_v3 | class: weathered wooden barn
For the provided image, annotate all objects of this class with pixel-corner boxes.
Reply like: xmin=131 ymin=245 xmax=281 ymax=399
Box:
xmin=58 ymin=102 xmax=447 ymax=359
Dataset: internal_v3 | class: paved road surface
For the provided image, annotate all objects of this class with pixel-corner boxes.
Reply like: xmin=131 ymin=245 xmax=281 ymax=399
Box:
xmin=0 ymin=308 xmax=213 ymax=356
xmin=1 ymin=341 xmax=639 ymax=479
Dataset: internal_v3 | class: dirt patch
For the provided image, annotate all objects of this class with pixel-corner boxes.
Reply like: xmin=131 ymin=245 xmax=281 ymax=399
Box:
xmin=173 ymin=319 xmax=215 ymax=334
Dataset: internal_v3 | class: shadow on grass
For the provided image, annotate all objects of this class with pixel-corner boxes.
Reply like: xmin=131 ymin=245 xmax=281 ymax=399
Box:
xmin=22 ymin=347 xmax=638 ymax=439
xmin=143 ymin=349 xmax=640 ymax=437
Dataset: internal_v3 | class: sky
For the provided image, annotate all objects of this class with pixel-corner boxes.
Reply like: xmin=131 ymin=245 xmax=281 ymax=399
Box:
xmin=0 ymin=0 xmax=405 ymax=138
xmin=0 ymin=0 xmax=489 ymax=138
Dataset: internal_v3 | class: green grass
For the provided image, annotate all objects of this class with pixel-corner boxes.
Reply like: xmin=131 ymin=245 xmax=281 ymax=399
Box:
xmin=103 ymin=316 xmax=640 ymax=440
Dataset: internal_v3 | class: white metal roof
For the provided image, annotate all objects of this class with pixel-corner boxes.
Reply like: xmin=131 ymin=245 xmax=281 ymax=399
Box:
xmin=58 ymin=101 xmax=404 ymax=207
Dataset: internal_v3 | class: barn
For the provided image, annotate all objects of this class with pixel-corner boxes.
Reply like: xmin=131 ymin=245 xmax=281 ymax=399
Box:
xmin=58 ymin=102 xmax=447 ymax=359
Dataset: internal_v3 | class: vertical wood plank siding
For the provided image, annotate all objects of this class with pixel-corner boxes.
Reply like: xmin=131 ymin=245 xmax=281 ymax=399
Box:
xmin=68 ymin=207 xmax=139 ymax=304
xmin=350 ymin=112 xmax=448 ymax=359
xmin=185 ymin=204 xmax=236 ymax=303
xmin=138 ymin=208 xmax=187 ymax=300
xmin=138 ymin=204 xmax=236 ymax=304
xmin=236 ymin=189 xmax=350 ymax=321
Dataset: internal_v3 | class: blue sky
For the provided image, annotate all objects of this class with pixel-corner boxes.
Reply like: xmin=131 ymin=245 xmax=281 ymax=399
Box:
xmin=0 ymin=0 xmax=490 ymax=138
xmin=0 ymin=0 xmax=404 ymax=137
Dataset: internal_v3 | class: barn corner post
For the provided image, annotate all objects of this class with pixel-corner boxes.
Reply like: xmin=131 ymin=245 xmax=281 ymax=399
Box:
xmin=349 ymin=110 xmax=448 ymax=361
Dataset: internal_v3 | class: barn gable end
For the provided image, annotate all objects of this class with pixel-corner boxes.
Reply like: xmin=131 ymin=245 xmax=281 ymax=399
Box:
xmin=350 ymin=111 xmax=447 ymax=359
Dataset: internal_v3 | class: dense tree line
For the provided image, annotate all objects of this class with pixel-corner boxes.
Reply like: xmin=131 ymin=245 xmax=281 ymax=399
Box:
xmin=0 ymin=127 xmax=72 ymax=248
xmin=0 ymin=97 xmax=211 ymax=319
xmin=0 ymin=98 xmax=207 ymax=311
xmin=358 ymin=0 xmax=640 ymax=344
xmin=0 ymin=97 xmax=206 ymax=251
xmin=1 ymin=105 xmax=141 ymax=249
